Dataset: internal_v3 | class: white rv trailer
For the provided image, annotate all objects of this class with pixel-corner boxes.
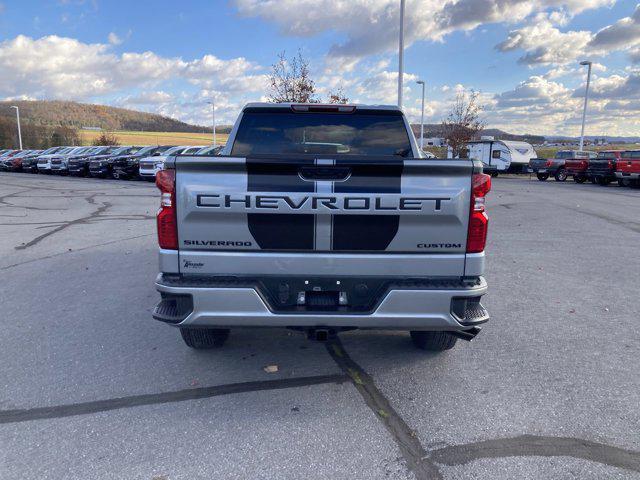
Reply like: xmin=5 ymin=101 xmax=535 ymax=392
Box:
xmin=466 ymin=136 xmax=537 ymax=175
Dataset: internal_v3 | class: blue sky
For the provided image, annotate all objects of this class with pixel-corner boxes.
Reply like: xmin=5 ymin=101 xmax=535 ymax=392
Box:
xmin=1 ymin=0 xmax=639 ymax=135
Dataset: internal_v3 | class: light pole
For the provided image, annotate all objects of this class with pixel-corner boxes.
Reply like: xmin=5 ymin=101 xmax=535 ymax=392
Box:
xmin=397 ymin=0 xmax=406 ymax=109
xmin=416 ymin=80 xmax=425 ymax=150
xmin=579 ymin=60 xmax=592 ymax=151
xmin=10 ymin=106 xmax=22 ymax=150
xmin=207 ymin=100 xmax=216 ymax=146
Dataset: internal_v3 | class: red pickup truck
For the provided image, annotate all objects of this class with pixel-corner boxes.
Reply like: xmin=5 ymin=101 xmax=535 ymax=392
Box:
xmin=587 ymin=150 xmax=624 ymax=186
xmin=616 ymin=150 xmax=640 ymax=187
xmin=565 ymin=156 xmax=591 ymax=183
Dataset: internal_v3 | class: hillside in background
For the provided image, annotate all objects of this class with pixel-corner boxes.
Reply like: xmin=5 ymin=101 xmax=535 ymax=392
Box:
xmin=0 ymin=100 xmax=213 ymax=133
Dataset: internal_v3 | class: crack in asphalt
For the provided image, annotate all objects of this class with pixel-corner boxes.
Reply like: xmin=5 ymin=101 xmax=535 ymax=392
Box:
xmin=1 ymin=215 xmax=154 ymax=227
xmin=0 ymin=233 xmax=154 ymax=270
xmin=325 ymin=337 xmax=442 ymax=480
xmin=0 ymin=220 xmax=67 ymax=225
xmin=0 ymin=188 xmax=63 ymax=211
xmin=0 ymin=374 xmax=349 ymax=424
xmin=429 ymin=435 xmax=640 ymax=473
xmin=559 ymin=204 xmax=640 ymax=233
xmin=326 ymin=337 xmax=640 ymax=479
xmin=14 ymin=200 xmax=112 ymax=250
xmin=0 ymin=187 xmax=32 ymax=203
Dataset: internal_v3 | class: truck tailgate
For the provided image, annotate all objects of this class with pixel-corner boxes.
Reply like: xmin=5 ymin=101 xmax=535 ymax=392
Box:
xmin=173 ymin=156 xmax=476 ymax=276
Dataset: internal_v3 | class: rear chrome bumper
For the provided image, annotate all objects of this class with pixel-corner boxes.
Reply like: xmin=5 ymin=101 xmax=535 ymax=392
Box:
xmin=153 ymin=274 xmax=488 ymax=331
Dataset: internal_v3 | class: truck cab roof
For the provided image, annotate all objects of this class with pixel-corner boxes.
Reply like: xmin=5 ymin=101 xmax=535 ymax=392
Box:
xmin=242 ymin=102 xmax=402 ymax=112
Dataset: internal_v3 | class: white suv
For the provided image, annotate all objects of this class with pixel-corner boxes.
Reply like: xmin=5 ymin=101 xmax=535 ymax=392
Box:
xmin=138 ymin=146 xmax=203 ymax=181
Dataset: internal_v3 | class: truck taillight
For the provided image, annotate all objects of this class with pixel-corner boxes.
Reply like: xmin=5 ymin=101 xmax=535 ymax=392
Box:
xmin=467 ymin=173 xmax=491 ymax=254
xmin=545 ymin=159 xmax=553 ymax=167
xmin=156 ymin=170 xmax=178 ymax=250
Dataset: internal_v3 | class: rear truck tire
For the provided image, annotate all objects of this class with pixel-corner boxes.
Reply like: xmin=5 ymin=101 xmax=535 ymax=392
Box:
xmin=554 ymin=168 xmax=567 ymax=182
xmin=536 ymin=173 xmax=549 ymax=181
xmin=574 ymin=175 xmax=587 ymax=184
xmin=597 ymin=177 xmax=611 ymax=186
xmin=590 ymin=177 xmax=598 ymax=184
xmin=410 ymin=331 xmax=458 ymax=351
xmin=618 ymin=178 xmax=629 ymax=187
xmin=180 ymin=327 xmax=230 ymax=349
xmin=490 ymin=172 xmax=499 ymax=178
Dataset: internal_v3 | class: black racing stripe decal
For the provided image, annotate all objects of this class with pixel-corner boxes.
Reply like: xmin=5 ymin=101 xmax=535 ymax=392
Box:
xmin=332 ymin=215 xmax=400 ymax=251
xmin=332 ymin=161 xmax=403 ymax=251
xmin=246 ymin=159 xmax=315 ymax=250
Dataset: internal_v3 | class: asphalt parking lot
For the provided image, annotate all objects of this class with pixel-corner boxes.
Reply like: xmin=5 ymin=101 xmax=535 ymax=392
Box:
xmin=1 ymin=172 xmax=639 ymax=480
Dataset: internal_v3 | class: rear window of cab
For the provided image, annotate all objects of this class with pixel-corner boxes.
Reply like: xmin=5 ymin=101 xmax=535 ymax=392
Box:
xmin=231 ymin=109 xmax=413 ymax=157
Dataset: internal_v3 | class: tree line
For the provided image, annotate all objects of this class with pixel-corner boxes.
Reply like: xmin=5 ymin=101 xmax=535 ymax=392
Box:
xmin=0 ymin=116 xmax=79 ymax=150
xmin=0 ymin=101 xmax=202 ymax=133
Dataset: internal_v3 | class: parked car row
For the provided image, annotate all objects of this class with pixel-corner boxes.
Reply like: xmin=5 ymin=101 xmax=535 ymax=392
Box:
xmin=528 ymin=149 xmax=640 ymax=187
xmin=0 ymin=144 xmax=223 ymax=179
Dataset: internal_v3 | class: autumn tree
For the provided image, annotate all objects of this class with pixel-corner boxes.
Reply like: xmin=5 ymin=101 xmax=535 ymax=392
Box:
xmin=92 ymin=131 xmax=120 ymax=146
xmin=442 ymin=90 xmax=485 ymax=158
xmin=268 ymin=50 xmax=320 ymax=103
xmin=50 ymin=126 xmax=80 ymax=147
xmin=268 ymin=51 xmax=353 ymax=104
xmin=327 ymin=87 xmax=350 ymax=104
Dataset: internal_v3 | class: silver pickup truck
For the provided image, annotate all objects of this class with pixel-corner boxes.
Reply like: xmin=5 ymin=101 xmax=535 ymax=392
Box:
xmin=152 ymin=103 xmax=491 ymax=352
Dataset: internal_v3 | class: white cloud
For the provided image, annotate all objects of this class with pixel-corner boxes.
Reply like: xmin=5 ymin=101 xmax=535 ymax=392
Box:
xmin=496 ymin=13 xmax=592 ymax=65
xmin=354 ymin=70 xmax=418 ymax=104
xmin=589 ymin=4 xmax=640 ymax=51
xmin=184 ymin=55 xmax=269 ymax=92
xmin=0 ymin=34 xmax=274 ymax=125
xmin=0 ymin=34 xmax=267 ymax=101
xmin=0 ymin=35 xmax=117 ymax=98
xmin=497 ymin=4 xmax=640 ymax=66
xmin=107 ymin=32 xmax=122 ymax=45
xmin=2 ymin=94 xmax=38 ymax=101
xmin=581 ymin=72 xmax=640 ymax=100
xmin=236 ymin=0 xmax=613 ymax=66
xmin=494 ymin=75 xmax=572 ymax=108
xmin=481 ymin=70 xmax=640 ymax=136
xmin=121 ymin=90 xmax=174 ymax=105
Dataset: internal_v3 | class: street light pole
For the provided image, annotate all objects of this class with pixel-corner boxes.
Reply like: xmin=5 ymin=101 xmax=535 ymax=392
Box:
xmin=579 ymin=60 xmax=592 ymax=151
xmin=10 ymin=106 xmax=22 ymax=150
xmin=416 ymin=80 xmax=425 ymax=150
xmin=207 ymin=100 xmax=216 ymax=146
xmin=397 ymin=0 xmax=406 ymax=109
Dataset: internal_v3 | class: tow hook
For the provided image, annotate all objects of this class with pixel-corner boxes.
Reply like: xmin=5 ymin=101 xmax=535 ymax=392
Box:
xmin=449 ymin=326 xmax=482 ymax=341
